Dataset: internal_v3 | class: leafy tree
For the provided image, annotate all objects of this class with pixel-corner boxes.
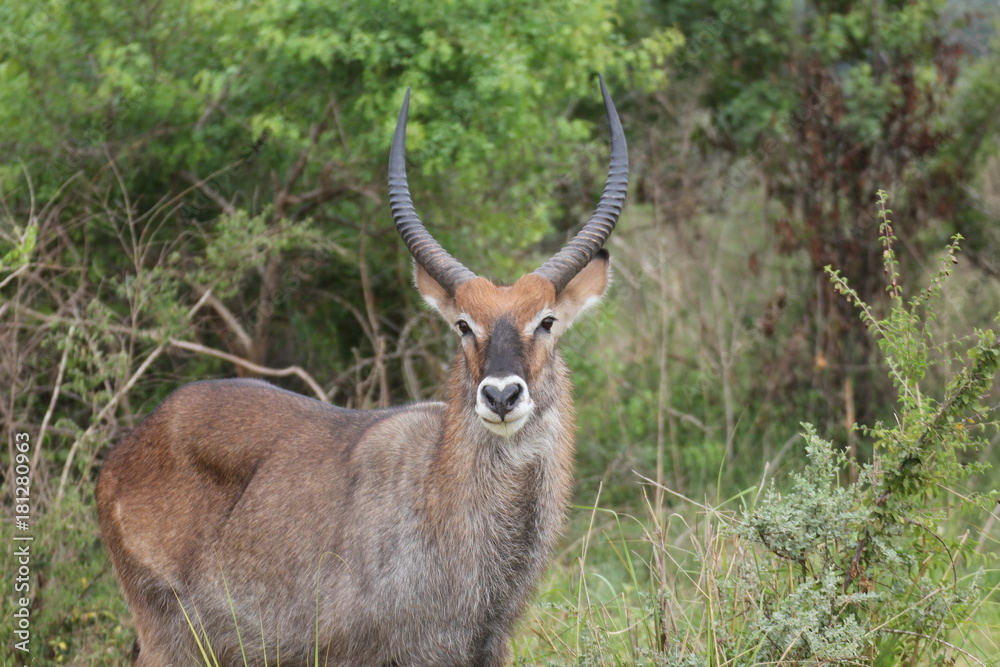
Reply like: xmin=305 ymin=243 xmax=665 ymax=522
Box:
xmin=652 ymin=0 xmax=1000 ymax=426
xmin=0 ymin=0 xmax=677 ymax=396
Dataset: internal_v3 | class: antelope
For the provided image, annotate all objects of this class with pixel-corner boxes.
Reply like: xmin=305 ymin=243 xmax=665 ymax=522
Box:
xmin=97 ymin=76 xmax=628 ymax=667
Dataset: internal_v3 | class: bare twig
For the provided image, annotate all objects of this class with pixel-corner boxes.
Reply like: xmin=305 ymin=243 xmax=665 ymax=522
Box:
xmin=250 ymin=98 xmax=338 ymax=365
xmin=179 ymin=170 xmax=236 ymax=216
xmin=879 ymin=629 xmax=986 ymax=666
xmin=329 ymin=90 xmax=351 ymax=156
xmin=167 ymin=339 xmax=327 ymax=403
xmin=273 ymin=97 xmax=334 ymax=219
xmin=0 ymin=264 xmax=29 ymax=290
xmin=632 ymin=471 xmax=712 ymax=512
xmin=359 ymin=230 xmax=389 ymax=407
xmin=103 ymin=145 xmax=139 ymax=265
xmin=32 ymin=324 xmax=74 ymax=480
xmin=251 ymin=251 xmax=283 ymax=365
xmin=188 ymin=282 xmax=252 ymax=356
xmin=195 ymin=75 xmax=235 ymax=130
xmin=57 ymin=339 xmax=170 ymax=503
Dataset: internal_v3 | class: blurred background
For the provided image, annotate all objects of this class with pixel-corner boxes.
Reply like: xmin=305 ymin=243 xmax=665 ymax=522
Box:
xmin=1 ymin=0 xmax=998 ymax=663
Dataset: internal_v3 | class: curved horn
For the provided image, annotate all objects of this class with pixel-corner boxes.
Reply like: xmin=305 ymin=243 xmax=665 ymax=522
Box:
xmin=533 ymin=75 xmax=629 ymax=294
xmin=389 ymin=88 xmax=477 ymax=295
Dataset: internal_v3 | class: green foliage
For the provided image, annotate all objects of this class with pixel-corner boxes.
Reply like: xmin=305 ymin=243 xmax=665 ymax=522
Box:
xmin=0 ymin=0 xmax=681 ymax=466
xmin=743 ymin=426 xmax=867 ymax=565
xmin=737 ymin=427 xmax=983 ymax=665
xmin=0 ymin=0 xmax=677 ymax=274
xmin=693 ymin=193 xmax=1000 ymax=665
xmin=662 ymin=0 xmax=978 ymax=159
xmin=0 ymin=3 xmax=678 ymax=663
xmin=0 ymin=220 xmax=36 ymax=270
xmin=827 ymin=192 xmax=996 ymax=516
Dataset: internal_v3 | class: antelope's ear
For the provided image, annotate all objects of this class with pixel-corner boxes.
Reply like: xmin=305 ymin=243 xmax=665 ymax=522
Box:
xmin=415 ymin=262 xmax=461 ymax=322
xmin=553 ymin=249 xmax=610 ymax=326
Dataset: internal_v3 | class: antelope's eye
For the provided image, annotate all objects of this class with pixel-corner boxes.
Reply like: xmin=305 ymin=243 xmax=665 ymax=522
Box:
xmin=538 ymin=316 xmax=556 ymax=332
xmin=456 ymin=320 xmax=472 ymax=336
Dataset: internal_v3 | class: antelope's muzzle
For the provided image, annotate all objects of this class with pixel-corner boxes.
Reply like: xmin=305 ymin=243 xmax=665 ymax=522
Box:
xmin=476 ymin=375 xmax=534 ymax=435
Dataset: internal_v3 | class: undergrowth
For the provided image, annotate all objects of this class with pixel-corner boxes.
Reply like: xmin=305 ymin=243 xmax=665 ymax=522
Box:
xmin=517 ymin=192 xmax=999 ymax=666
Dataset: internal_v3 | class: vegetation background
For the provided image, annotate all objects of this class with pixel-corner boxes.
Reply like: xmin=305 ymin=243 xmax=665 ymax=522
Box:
xmin=0 ymin=0 xmax=998 ymax=664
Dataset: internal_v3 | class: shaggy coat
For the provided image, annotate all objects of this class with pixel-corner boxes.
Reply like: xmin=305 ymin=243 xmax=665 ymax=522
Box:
xmin=97 ymin=259 xmax=610 ymax=666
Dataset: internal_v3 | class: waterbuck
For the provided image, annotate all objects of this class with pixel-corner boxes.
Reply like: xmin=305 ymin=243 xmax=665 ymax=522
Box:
xmin=97 ymin=76 xmax=628 ymax=667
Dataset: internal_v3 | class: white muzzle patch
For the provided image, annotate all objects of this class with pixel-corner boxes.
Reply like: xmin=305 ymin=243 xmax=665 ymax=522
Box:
xmin=475 ymin=375 xmax=534 ymax=436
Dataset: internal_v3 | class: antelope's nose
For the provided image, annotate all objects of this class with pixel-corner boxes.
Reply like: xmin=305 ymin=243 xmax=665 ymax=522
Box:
xmin=481 ymin=382 xmax=522 ymax=419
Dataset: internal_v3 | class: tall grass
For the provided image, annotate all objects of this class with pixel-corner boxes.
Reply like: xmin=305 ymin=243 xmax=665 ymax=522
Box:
xmin=519 ymin=466 xmax=999 ymax=666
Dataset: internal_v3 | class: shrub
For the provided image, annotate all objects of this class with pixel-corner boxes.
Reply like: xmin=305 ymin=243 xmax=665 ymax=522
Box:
xmin=523 ymin=191 xmax=999 ymax=666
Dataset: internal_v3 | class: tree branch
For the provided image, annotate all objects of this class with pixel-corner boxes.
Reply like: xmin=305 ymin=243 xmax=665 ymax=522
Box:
xmin=188 ymin=282 xmax=252 ymax=356
xmin=179 ymin=170 xmax=236 ymax=216
xmin=168 ymin=339 xmax=328 ymax=403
